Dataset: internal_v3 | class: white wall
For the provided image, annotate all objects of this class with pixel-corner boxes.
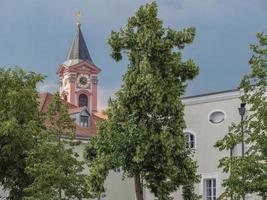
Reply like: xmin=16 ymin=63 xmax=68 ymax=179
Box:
xmin=0 ymin=143 xmax=136 ymax=200
xmin=184 ymin=97 xmax=241 ymax=198
xmin=144 ymin=90 xmax=249 ymax=200
xmin=73 ymin=142 xmax=136 ymax=200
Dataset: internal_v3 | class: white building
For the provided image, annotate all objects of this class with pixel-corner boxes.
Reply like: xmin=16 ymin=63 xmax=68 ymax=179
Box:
xmin=144 ymin=89 xmax=260 ymax=200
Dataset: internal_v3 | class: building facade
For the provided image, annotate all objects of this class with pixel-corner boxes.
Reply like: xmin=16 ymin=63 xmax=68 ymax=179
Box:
xmin=145 ymin=89 xmax=261 ymax=200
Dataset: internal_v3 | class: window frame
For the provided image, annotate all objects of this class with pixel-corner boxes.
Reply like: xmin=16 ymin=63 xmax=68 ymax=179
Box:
xmin=203 ymin=178 xmax=216 ymax=200
xmin=79 ymin=94 xmax=88 ymax=107
xmin=208 ymin=109 xmax=226 ymax=125
xmin=200 ymin=173 xmax=220 ymax=200
xmin=184 ymin=129 xmax=197 ymax=150
xmin=80 ymin=115 xmax=89 ymax=128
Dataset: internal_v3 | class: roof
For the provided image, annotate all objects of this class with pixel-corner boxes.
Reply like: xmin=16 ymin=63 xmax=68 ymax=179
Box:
xmin=182 ymin=89 xmax=241 ymax=106
xmin=64 ymin=24 xmax=94 ymax=67
xmin=38 ymin=93 xmax=107 ymax=139
xmin=182 ymin=88 xmax=240 ymax=100
xmin=39 ymin=93 xmax=54 ymax=112
xmin=68 ymin=106 xmax=86 ymax=114
xmin=93 ymin=111 xmax=108 ymax=120
xmin=39 ymin=93 xmax=77 ymax=112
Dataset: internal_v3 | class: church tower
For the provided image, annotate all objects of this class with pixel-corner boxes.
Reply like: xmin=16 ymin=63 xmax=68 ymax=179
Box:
xmin=57 ymin=16 xmax=101 ymax=112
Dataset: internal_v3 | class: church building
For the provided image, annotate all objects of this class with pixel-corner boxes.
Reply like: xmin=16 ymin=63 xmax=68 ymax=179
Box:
xmin=39 ymin=19 xmax=106 ymax=139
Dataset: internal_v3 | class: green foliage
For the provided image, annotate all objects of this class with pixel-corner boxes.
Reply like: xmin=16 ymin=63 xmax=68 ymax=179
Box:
xmin=0 ymin=67 xmax=44 ymax=199
xmin=215 ymin=33 xmax=267 ymax=199
xmin=85 ymin=2 xmax=199 ymax=200
xmin=24 ymin=93 xmax=89 ymax=200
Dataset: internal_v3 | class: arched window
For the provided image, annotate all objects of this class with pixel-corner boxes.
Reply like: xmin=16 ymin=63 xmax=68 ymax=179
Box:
xmin=79 ymin=94 xmax=88 ymax=107
xmin=64 ymin=95 xmax=67 ymax=101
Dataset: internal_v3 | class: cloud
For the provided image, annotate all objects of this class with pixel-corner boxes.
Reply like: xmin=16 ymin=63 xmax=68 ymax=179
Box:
xmin=37 ymin=82 xmax=58 ymax=93
xmin=1 ymin=0 xmax=266 ymax=100
xmin=98 ymin=85 xmax=120 ymax=111
xmin=158 ymin=0 xmax=265 ymax=27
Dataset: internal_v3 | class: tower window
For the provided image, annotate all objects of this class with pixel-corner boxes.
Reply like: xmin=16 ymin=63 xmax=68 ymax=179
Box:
xmin=79 ymin=94 xmax=88 ymax=107
xmin=64 ymin=95 xmax=67 ymax=101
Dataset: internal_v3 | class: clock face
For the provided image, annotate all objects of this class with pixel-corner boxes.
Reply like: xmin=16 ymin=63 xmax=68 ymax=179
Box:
xmin=77 ymin=74 xmax=90 ymax=89
xmin=79 ymin=77 xmax=88 ymax=85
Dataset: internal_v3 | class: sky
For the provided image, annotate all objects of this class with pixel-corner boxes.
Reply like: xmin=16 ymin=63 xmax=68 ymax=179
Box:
xmin=0 ymin=0 xmax=266 ymax=110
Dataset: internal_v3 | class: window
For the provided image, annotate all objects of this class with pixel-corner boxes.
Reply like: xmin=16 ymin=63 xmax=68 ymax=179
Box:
xmin=79 ymin=94 xmax=88 ymax=107
xmin=204 ymin=178 xmax=216 ymax=200
xmin=185 ymin=132 xmax=196 ymax=149
xmin=64 ymin=95 xmax=67 ymax=101
xmin=209 ymin=110 xmax=226 ymax=125
xmin=80 ymin=115 xmax=89 ymax=127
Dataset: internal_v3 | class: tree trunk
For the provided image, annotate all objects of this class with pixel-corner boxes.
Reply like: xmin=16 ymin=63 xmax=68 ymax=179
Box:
xmin=134 ymin=173 xmax=144 ymax=200
xmin=58 ymin=187 xmax=62 ymax=200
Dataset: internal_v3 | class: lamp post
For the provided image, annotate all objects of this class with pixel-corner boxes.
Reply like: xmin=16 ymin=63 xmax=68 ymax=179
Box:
xmin=238 ymin=102 xmax=246 ymax=200
xmin=238 ymin=103 xmax=246 ymax=157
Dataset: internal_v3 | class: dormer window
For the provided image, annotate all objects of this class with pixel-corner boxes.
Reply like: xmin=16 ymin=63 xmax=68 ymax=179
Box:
xmin=80 ymin=115 xmax=89 ymax=127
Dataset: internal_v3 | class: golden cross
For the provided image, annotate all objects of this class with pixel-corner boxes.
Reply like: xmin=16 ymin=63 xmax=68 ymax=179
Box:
xmin=76 ymin=11 xmax=81 ymax=27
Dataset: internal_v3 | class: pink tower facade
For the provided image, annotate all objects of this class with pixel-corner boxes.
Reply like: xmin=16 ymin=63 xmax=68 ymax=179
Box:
xmin=57 ymin=22 xmax=101 ymax=113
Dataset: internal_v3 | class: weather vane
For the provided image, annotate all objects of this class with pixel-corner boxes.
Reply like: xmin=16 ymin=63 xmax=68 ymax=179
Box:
xmin=76 ymin=11 xmax=81 ymax=27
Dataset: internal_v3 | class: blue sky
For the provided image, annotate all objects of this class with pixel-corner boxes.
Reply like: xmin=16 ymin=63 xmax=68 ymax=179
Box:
xmin=0 ymin=0 xmax=266 ymax=109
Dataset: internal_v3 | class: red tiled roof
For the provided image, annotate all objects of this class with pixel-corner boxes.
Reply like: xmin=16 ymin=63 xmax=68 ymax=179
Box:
xmin=68 ymin=107 xmax=86 ymax=114
xmin=75 ymin=114 xmax=104 ymax=137
xmin=38 ymin=93 xmax=54 ymax=112
xmin=38 ymin=93 xmax=107 ymax=138
xmin=93 ymin=111 xmax=108 ymax=120
xmin=39 ymin=93 xmax=77 ymax=112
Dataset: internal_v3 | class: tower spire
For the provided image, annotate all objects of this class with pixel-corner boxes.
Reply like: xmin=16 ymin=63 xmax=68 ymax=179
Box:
xmin=63 ymin=12 xmax=94 ymax=67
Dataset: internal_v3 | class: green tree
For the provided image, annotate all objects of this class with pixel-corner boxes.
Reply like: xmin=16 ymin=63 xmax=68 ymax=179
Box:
xmin=85 ymin=2 xmax=199 ymax=200
xmin=0 ymin=67 xmax=44 ymax=199
xmin=215 ymin=33 xmax=267 ymax=199
xmin=24 ymin=93 xmax=89 ymax=200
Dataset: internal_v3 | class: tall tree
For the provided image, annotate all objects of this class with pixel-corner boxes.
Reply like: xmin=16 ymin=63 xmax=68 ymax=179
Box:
xmin=215 ymin=33 xmax=267 ymax=199
xmin=85 ymin=2 xmax=199 ymax=200
xmin=0 ymin=67 xmax=44 ymax=199
xmin=24 ymin=93 xmax=89 ymax=200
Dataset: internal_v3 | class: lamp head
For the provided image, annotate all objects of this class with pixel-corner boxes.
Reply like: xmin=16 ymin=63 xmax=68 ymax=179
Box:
xmin=239 ymin=103 xmax=246 ymax=116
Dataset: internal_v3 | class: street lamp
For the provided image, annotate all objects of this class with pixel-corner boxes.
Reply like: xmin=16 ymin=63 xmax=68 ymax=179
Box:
xmin=238 ymin=102 xmax=246 ymax=200
xmin=238 ymin=102 xmax=246 ymax=157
